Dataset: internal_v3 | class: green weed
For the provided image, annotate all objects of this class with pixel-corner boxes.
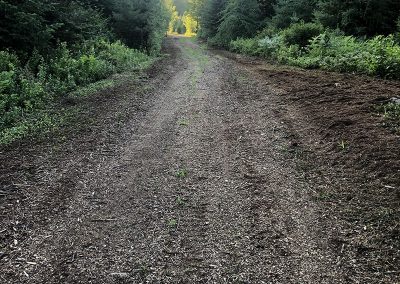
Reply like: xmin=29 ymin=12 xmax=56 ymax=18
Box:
xmin=175 ymin=169 xmax=188 ymax=178
xmin=176 ymin=196 xmax=185 ymax=206
xmin=168 ymin=219 xmax=178 ymax=227
xmin=317 ymin=191 xmax=332 ymax=201
xmin=178 ymin=119 xmax=189 ymax=126
xmin=338 ymin=140 xmax=348 ymax=151
xmin=376 ymin=102 xmax=400 ymax=132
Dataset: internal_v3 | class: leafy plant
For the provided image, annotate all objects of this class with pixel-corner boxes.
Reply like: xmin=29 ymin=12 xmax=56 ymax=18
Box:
xmin=178 ymin=119 xmax=190 ymax=126
xmin=230 ymin=38 xmax=261 ymax=56
xmin=168 ymin=219 xmax=178 ymax=227
xmin=176 ymin=196 xmax=185 ymax=206
xmin=176 ymin=169 xmax=188 ymax=178
xmin=338 ymin=140 xmax=348 ymax=151
xmin=376 ymin=102 xmax=400 ymax=132
xmin=280 ymin=21 xmax=324 ymax=48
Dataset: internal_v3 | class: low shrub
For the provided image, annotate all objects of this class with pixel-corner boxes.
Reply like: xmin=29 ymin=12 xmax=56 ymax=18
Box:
xmin=75 ymin=54 xmax=113 ymax=85
xmin=0 ymin=51 xmax=48 ymax=130
xmin=258 ymin=35 xmax=283 ymax=58
xmin=96 ymin=40 xmax=151 ymax=72
xmin=294 ymin=32 xmax=400 ymax=79
xmin=280 ymin=22 xmax=324 ymax=48
xmin=256 ymin=26 xmax=280 ymax=39
xmin=230 ymin=35 xmax=284 ymax=58
xmin=229 ymin=26 xmax=400 ymax=80
xmin=0 ymin=38 xmax=152 ymax=144
xmin=230 ymin=38 xmax=261 ymax=56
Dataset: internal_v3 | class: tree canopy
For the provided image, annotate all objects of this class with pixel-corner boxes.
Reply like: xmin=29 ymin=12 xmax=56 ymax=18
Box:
xmin=194 ymin=0 xmax=400 ymax=44
xmin=0 ymin=0 xmax=173 ymax=55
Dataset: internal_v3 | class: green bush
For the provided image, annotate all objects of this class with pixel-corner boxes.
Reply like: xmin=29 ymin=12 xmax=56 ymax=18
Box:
xmin=229 ymin=23 xmax=323 ymax=60
xmin=75 ymin=54 xmax=113 ymax=85
xmin=230 ymin=26 xmax=400 ymax=80
xmin=0 ymin=51 xmax=19 ymax=72
xmin=0 ymin=51 xmax=48 ymax=130
xmin=45 ymin=40 xmax=151 ymax=94
xmin=294 ymin=32 xmax=400 ymax=78
xmin=280 ymin=22 xmax=324 ymax=48
xmin=0 ymin=38 xmax=152 ymax=143
xmin=258 ymin=35 xmax=284 ymax=58
xmin=256 ymin=26 xmax=279 ymax=39
xmin=96 ymin=40 xmax=151 ymax=72
xmin=47 ymin=43 xmax=78 ymax=94
xmin=230 ymin=38 xmax=262 ymax=56
xmin=365 ymin=35 xmax=400 ymax=78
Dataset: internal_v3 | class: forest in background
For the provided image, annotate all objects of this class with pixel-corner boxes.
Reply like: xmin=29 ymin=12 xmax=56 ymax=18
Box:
xmin=186 ymin=0 xmax=400 ymax=80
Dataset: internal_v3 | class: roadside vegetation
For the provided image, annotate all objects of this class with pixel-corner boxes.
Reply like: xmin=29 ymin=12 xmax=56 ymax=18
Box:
xmin=190 ymin=0 xmax=400 ymax=79
xmin=0 ymin=0 xmax=177 ymax=144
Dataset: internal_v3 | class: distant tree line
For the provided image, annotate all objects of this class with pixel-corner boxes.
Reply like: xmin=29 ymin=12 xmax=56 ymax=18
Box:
xmin=189 ymin=0 xmax=400 ymax=46
xmin=0 ymin=0 xmax=172 ymax=56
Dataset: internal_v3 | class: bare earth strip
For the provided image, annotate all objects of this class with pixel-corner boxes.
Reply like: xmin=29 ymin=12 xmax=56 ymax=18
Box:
xmin=0 ymin=37 xmax=398 ymax=283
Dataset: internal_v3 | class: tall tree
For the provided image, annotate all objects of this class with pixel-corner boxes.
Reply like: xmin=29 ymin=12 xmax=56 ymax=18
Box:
xmin=214 ymin=0 xmax=261 ymax=46
xmin=272 ymin=0 xmax=317 ymax=28
xmin=198 ymin=0 xmax=227 ymax=39
xmin=0 ymin=0 xmax=112 ymax=56
xmin=173 ymin=0 xmax=188 ymax=15
xmin=0 ymin=0 xmax=58 ymax=55
xmin=182 ymin=11 xmax=198 ymax=35
xmin=188 ymin=0 xmax=205 ymax=30
xmin=257 ymin=0 xmax=277 ymax=18
xmin=165 ymin=0 xmax=180 ymax=33
xmin=315 ymin=0 xmax=400 ymax=36
xmin=112 ymin=0 xmax=170 ymax=52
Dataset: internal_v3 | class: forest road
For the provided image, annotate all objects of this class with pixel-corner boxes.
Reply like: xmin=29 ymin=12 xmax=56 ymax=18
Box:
xmin=1 ymin=37 xmax=399 ymax=283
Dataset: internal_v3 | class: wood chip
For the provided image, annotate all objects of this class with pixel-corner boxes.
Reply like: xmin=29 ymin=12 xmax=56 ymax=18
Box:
xmin=90 ymin=219 xmax=117 ymax=222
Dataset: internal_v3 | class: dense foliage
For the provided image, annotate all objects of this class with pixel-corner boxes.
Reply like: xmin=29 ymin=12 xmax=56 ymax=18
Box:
xmin=0 ymin=0 xmax=171 ymax=54
xmin=194 ymin=0 xmax=400 ymax=80
xmin=212 ymin=0 xmax=261 ymax=46
xmin=315 ymin=0 xmax=400 ymax=37
xmin=197 ymin=0 xmax=227 ymax=39
xmin=0 ymin=0 xmax=173 ymax=143
xmin=168 ymin=0 xmax=200 ymax=35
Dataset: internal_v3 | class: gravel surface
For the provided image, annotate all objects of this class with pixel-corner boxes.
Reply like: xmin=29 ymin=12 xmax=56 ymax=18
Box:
xmin=0 ymin=37 xmax=398 ymax=283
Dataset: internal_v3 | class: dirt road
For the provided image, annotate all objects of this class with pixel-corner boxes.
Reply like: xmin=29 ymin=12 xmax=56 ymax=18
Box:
xmin=1 ymin=37 xmax=399 ymax=283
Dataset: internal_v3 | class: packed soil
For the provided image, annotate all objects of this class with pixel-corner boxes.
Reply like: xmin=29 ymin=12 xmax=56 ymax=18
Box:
xmin=0 ymin=37 xmax=399 ymax=283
